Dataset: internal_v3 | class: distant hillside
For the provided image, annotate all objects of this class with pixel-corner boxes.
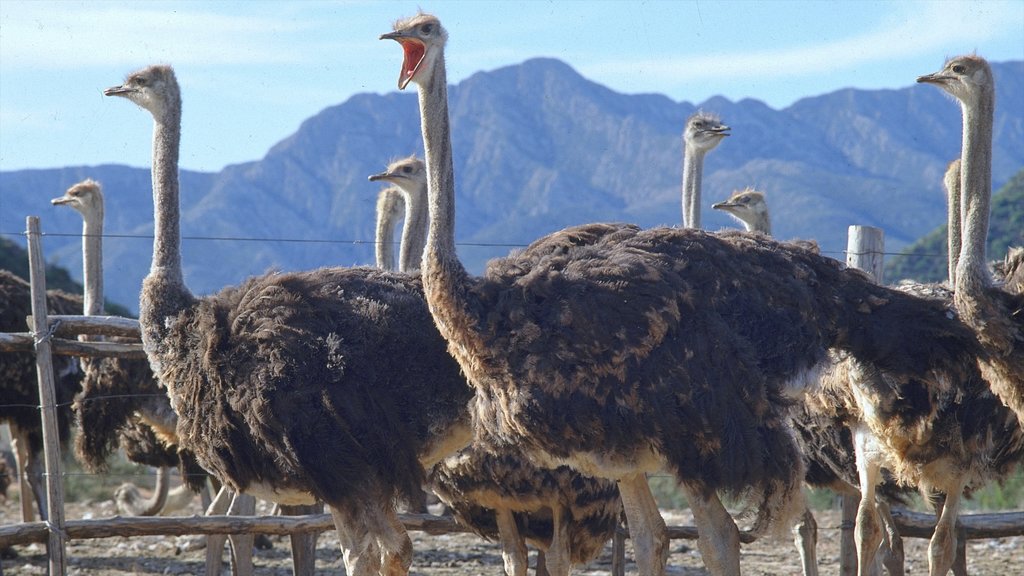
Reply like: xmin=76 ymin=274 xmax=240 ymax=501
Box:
xmin=0 ymin=237 xmax=132 ymax=317
xmin=2 ymin=58 xmax=1021 ymax=313
xmin=886 ymin=168 xmax=1024 ymax=283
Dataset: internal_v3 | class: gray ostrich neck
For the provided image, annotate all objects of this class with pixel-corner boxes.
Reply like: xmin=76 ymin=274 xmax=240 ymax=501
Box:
xmin=375 ymin=192 xmax=399 ymax=271
xmin=82 ymin=207 xmax=104 ymax=316
xmin=955 ymin=92 xmax=994 ymax=298
xmin=946 ymin=163 xmax=962 ymax=286
xmin=748 ymin=213 xmax=771 ymax=236
xmin=418 ymin=57 xmax=478 ymax=343
xmin=399 ymin=184 xmax=428 ymax=272
xmin=682 ymin=148 xmax=704 ymax=229
xmin=151 ymin=107 xmax=184 ymax=281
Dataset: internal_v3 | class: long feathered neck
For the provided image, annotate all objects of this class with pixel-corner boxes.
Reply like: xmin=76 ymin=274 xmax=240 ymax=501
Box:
xmin=682 ymin=144 xmax=705 ymax=229
xmin=151 ymin=100 xmax=184 ymax=281
xmin=81 ymin=204 xmax=104 ymax=316
xmin=944 ymin=160 xmax=962 ymax=286
xmin=399 ymin=181 xmax=429 ymax=273
xmin=141 ymin=88 xmax=194 ymax=351
xmin=742 ymin=212 xmax=771 ymax=236
xmin=954 ymin=84 xmax=994 ymax=306
xmin=418 ymin=52 xmax=479 ymax=349
xmin=375 ymin=188 xmax=401 ymax=271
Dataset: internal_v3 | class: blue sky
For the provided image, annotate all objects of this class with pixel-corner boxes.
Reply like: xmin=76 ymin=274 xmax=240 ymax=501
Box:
xmin=1 ymin=0 xmax=1021 ymax=173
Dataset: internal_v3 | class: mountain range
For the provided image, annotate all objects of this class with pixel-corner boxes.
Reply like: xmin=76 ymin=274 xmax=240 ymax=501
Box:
xmin=2 ymin=58 xmax=1022 ymax=314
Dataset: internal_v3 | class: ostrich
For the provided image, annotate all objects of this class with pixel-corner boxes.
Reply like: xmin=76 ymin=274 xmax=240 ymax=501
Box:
xmin=105 ymin=64 xmax=474 ymax=576
xmin=943 ymin=159 xmax=962 ymax=286
xmin=682 ymin=111 xmax=729 ymax=228
xmin=713 ymin=187 xmax=910 ymax=576
xmin=383 ymin=13 xmax=984 ymax=575
xmin=918 ymin=55 xmax=1024 ymax=428
xmin=371 ymin=156 xmax=622 ymax=576
xmin=50 ymin=179 xmax=191 ymax=516
xmin=370 ymin=155 xmax=429 ymax=273
xmin=375 ymin=186 xmax=404 ymax=272
xmin=0 ymin=271 xmax=82 ymax=523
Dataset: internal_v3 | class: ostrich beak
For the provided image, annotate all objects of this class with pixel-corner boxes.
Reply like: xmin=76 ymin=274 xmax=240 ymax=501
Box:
xmin=368 ymin=171 xmax=389 ymax=182
xmin=381 ymin=31 xmax=427 ymax=90
xmin=709 ymin=126 xmax=731 ymax=137
xmin=51 ymin=195 xmax=72 ymax=206
xmin=916 ymin=72 xmax=949 ymax=85
xmin=711 ymin=200 xmax=736 ymax=211
xmin=104 ymin=84 xmax=132 ymax=97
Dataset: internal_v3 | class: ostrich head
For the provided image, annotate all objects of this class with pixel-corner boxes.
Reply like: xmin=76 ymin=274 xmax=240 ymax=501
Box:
xmin=916 ymin=55 xmax=993 ymax=105
xmin=368 ymin=155 xmax=427 ymax=192
xmin=51 ymin=179 xmax=104 ymax=222
xmin=712 ymin=188 xmax=769 ymax=233
xmin=104 ymin=65 xmax=180 ymax=117
xmin=684 ymin=111 xmax=730 ymax=153
xmin=380 ymin=13 xmax=448 ymax=89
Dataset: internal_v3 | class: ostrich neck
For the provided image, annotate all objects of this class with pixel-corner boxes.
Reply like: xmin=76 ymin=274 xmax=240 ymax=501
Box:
xmin=81 ymin=209 xmax=104 ymax=316
xmin=682 ymin=148 xmax=704 ymax=229
xmin=954 ymin=92 xmax=994 ymax=300
xmin=418 ymin=57 xmax=479 ymax=354
xmin=744 ymin=213 xmax=771 ymax=236
xmin=399 ymin=184 xmax=428 ymax=272
xmin=141 ymin=102 xmax=193 ymax=346
xmin=151 ymin=109 xmax=183 ymax=280
xmin=375 ymin=189 xmax=400 ymax=271
xmin=945 ymin=162 xmax=962 ymax=286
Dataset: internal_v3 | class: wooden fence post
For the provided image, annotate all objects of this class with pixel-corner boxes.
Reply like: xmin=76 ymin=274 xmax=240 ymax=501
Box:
xmin=26 ymin=216 xmax=68 ymax=575
xmin=846 ymin=225 xmax=885 ymax=284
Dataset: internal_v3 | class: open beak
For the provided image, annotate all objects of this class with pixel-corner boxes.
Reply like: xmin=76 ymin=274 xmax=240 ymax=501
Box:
xmin=381 ymin=30 xmax=427 ymax=90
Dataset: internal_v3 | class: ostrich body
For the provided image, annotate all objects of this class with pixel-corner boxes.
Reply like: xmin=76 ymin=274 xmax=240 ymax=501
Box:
xmin=829 ymin=55 xmax=1024 ymax=576
xmin=682 ymin=111 xmax=729 ymax=228
xmin=919 ymin=55 xmax=1024 ymax=429
xmin=713 ymin=188 xmax=911 ymax=576
xmin=51 ymin=180 xmax=193 ymax=515
xmin=106 ymin=64 xmax=473 ymax=575
xmin=384 ymin=13 xmax=983 ymax=575
xmin=370 ymin=155 xmax=429 ymax=273
xmin=372 ymin=156 xmax=622 ymax=575
xmin=1 ymin=271 xmax=82 ymax=522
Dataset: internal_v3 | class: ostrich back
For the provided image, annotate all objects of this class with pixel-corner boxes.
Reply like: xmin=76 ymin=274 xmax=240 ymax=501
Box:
xmin=430 ymin=445 xmax=621 ymax=564
xmin=0 ymin=270 xmax=82 ymax=452
xmin=451 ymin=225 xmax=983 ymax=498
xmin=74 ymin=344 xmax=172 ymax=472
xmin=153 ymin=266 xmax=470 ymax=511
xmin=821 ymin=281 xmax=1024 ymax=492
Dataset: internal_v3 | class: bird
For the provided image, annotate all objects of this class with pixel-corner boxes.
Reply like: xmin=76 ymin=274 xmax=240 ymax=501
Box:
xmin=943 ymin=159 xmax=962 ymax=286
xmin=50 ymin=179 xmax=200 ymax=516
xmin=383 ymin=12 xmax=983 ymax=576
xmin=371 ymin=155 xmax=622 ymax=576
xmin=375 ymin=186 xmax=404 ymax=272
xmin=104 ymin=63 xmax=473 ymax=576
xmin=0 ymin=270 xmax=82 ymax=523
xmin=919 ymin=54 xmax=1024 ymax=429
xmin=712 ymin=187 xmax=911 ymax=576
xmin=370 ymin=155 xmax=429 ymax=273
xmin=681 ymin=111 xmax=729 ymax=228
xmin=711 ymin=187 xmax=771 ymax=235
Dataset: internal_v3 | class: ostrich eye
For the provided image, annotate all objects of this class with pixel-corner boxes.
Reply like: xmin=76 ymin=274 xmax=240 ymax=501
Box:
xmin=421 ymin=23 xmax=433 ymax=35
xmin=952 ymin=64 xmax=966 ymax=74
xmin=402 ymin=166 xmax=413 ymax=174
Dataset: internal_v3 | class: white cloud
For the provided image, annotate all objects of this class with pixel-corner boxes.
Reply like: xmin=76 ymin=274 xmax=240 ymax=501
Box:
xmin=580 ymin=2 xmax=1020 ymax=82
xmin=0 ymin=1 xmax=327 ymax=69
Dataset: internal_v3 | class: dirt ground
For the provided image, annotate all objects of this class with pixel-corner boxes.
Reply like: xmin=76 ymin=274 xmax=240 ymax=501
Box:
xmin=1 ymin=492 xmax=1022 ymax=575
